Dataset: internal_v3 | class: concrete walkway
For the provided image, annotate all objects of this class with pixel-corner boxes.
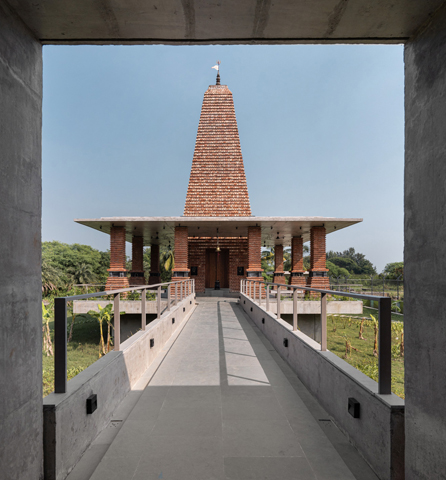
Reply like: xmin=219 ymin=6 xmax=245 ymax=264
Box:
xmin=76 ymin=298 xmax=378 ymax=480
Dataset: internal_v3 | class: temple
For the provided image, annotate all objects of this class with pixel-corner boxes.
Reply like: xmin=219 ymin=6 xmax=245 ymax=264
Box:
xmin=76 ymin=72 xmax=361 ymax=294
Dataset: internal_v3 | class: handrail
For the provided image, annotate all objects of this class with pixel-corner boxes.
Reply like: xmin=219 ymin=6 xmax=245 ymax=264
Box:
xmin=242 ymin=278 xmax=392 ymax=395
xmin=54 ymin=279 xmax=195 ymax=394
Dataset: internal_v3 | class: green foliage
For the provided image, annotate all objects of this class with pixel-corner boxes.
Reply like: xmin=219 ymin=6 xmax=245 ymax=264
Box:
xmin=383 ymin=262 xmax=404 ymax=279
xmin=42 ymin=241 xmax=110 ymax=295
xmin=326 ymin=260 xmax=350 ymax=278
xmin=160 ymin=245 xmax=173 ymax=283
xmin=327 ymin=247 xmax=376 ymax=276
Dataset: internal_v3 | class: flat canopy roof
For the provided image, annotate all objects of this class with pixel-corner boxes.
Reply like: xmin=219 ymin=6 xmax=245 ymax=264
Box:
xmin=9 ymin=0 xmax=444 ymax=44
xmin=75 ymin=216 xmax=362 ymax=247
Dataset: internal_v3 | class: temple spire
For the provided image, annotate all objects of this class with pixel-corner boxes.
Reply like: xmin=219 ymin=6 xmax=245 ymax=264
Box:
xmin=184 ymin=78 xmax=252 ymax=217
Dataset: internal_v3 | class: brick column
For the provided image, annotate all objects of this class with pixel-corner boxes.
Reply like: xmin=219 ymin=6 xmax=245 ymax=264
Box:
xmin=290 ymin=236 xmax=306 ymax=287
xmin=130 ymin=236 xmax=145 ymax=286
xmin=307 ymin=226 xmax=329 ymax=289
xmin=273 ymin=244 xmax=286 ymax=286
xmin=172 ymin=226 xmax=190 ymax=283
xmin=105 ymin=226 xmax=130 ymax=291
xmin=247 ymin=226 xmax=263 ymax=295
xmin=148 ymin=244 xmax=160 ymax=285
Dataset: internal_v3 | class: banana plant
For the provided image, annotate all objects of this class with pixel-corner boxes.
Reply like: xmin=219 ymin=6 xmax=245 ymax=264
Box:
xmin=42 ymin=301 xmax=54 ymax=356
xmin=88 ymin=304 xmax=115 ymax=356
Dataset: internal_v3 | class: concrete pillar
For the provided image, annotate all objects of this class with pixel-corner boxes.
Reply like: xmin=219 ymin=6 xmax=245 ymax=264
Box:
xmin=130 ymin=236 xmax=145 ymax=286
xmin=405 ymin=6 xmax=446 ymax=477
xmin=273 ymin=244 xmax=286 ymax=285
xmin=290 ymin=236 xmax=306 ymax=287
xmin=171 ymin=226 xmax=190 ymax=283
xmin=307 ymin=226 xmax=329 ymax=290
xmin=0 ymin=2 xmax=43 ymax=478
xmin=105 ymin=226 xmax=130 ymax=291
xmin=148 ymin=244 xmax=160 ymax=285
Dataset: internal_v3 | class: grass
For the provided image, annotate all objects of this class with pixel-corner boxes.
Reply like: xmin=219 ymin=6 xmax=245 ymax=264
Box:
xmin=42 ymin=314 xmax=105 ymax=397
xmin=327 ymin=314 xmax=404 ymax=398
xmin=349 ymin=306 xmax=404 ymax=323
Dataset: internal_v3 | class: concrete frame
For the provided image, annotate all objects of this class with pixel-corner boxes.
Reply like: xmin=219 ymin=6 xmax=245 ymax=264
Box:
xmin=2 ymin=2 xmax=446 ymax=479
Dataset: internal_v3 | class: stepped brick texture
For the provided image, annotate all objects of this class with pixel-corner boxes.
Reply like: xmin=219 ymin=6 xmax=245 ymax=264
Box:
xmin=189 ymin=237 xmax=248 ymax=293
xmin=172 ymin=227 xmax=190 ymax=282
xmin=274 ymin=244 xmax=286 ymax=285
xmin=149 ymin=244 xmax=160 ymax=285
xmin=130 ymin=236 xmax=145 ymax=286
xmin=308 ymin=226 xmax=329 ymax=289
xmin=290 ymin=236 xmax=306 ymax=287
xmin=184 ymin=84 xmax=252 ymax=217
xmin=106 ymin=226 xmax=129 ymax=291
xmin=247 ymin=226 xmax=262 ymax=273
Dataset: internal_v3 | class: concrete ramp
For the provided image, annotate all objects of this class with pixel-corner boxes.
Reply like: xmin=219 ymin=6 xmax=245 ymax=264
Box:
xmin=68 ymin=299 xmax=378 ymax=480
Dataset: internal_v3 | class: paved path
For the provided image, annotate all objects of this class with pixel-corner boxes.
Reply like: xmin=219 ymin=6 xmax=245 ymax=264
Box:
xmin=86 ymin=299 xmax=377 ymax=480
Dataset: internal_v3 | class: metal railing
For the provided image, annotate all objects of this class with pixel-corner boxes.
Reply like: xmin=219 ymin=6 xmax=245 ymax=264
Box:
xmin=54 ymin=279 xmax=195 ymax=394
xmin=241 ymin=279 xmax=392 ymax=395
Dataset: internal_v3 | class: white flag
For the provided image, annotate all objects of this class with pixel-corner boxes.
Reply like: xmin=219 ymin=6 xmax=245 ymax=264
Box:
xmin=211 ymin=65 xmax=219 ymax=71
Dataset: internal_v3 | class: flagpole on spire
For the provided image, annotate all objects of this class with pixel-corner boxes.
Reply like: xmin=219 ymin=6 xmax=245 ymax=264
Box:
xmin=212 ymin=61 xmax=221 ymax=85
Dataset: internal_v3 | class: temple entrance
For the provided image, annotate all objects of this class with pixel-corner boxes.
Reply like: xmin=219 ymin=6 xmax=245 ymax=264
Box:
xmin=205 ymin=248 xmax=229 ymax=288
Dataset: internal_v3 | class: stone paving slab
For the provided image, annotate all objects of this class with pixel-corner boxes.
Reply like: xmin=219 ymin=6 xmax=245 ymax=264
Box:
xmin=85 ymin=299 xmax=378 ymax=480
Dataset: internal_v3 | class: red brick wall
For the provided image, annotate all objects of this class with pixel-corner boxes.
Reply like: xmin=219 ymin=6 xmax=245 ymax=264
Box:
xmin=188 ymin=237 xmax=248 ymax=293
xmin=247 ymin=226 xmax=262 ymax=273
xmin=131 ymin=236 xmax=144 ymax=271
xmin=308 ymin=226 xmax=329 ymax=289
xmin=273 ymin=244 xmax=286 ymax=285
xmin=149 ymin=244 xmax=160 ymax=285
xmin=109 ymin=226 xmax=126 ymax=271
xmin=290 ymin=237 xmax=306 ymax=287
xmin=106 ymin=226 xmax=129 ymax=291
xmin=172 ymin=226 xmax=190 ymax=282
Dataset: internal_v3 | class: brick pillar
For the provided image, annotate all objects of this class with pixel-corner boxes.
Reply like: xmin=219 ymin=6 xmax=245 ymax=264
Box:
xmin=247 ymin=226 xmax=263 ymax=295
xmin=105 ymin=226 xmax=130 ymax=291
xmin=130 ymin=236 xmax=145 ymax=286
xmin=273 ymin=244 xmax=286 ymax=286
xmin=307 ymin=226 xmax=329 ymax=289
xmin=172 ymin=226 xmax=190 ymax=284
xmin=148 ymin=244 xmax=160 ymax=285
xmin=290 ymin=236 xmax=306 ymax=287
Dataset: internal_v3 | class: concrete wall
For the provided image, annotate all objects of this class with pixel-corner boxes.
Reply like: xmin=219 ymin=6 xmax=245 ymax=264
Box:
xmin=240 ymin=294 xmax=405 ymax=480
xmin=43 ymin=295 xmax=195 ymax=480
xmin=73 ymin=299 xmax=168 ymax=314
xmin=0 ymin=2 xmax=43 ymax=479
xmin=405 ymin=6 xmax=446 ymax=478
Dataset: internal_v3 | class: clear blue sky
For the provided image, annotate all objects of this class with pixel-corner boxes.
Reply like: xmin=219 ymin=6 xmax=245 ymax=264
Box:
xmin=42 ymin=44 xmax=404 ymax=272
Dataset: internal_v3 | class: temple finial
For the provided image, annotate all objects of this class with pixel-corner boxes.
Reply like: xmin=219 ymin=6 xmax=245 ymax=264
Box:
xmin=212 ymin=61 xmax=221 ymax=85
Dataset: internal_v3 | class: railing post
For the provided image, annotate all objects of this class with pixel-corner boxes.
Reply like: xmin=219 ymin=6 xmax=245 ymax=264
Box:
xmin=175 ymin=282 xmax=178 ymax=306
xmin=54 ymin=297 xmax=67 ymax=393
xmin=114 ymin=293 xmax=120 ymax=351
xmin=266 ymin=284 xmax=270 ymax=311
xmin=293 ymin=287 xmax=298 ymax=331
xmin=181 ymin=281 xmax=183 ymax=301
xmin=141 ymin=288 xmax=146 ymax=330
xmin=167 ymin=285 xmax=171 ymax=311
xmin=378 ymin=297 xmax=392 ymax=394
xmin=321 ymin=292 xmax=327 ymax=351
xmin=157 ymin=285 xmax=161 ymax=319
xmin=277 ymin=285 xmax=281 ymax=319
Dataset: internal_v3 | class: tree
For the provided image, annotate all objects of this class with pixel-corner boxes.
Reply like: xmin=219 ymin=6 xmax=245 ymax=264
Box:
xmin=326 ymin=261 xmax=350 ymax=278
xmin=41 ymin=257 xmax=64 ymax=294
xmin=68 ymin=262 xmax=97 ymax=285
xmin=326 ymin=248 xmax=376 ymax=276
xmin=383 ymin=262 xmax=404 ymax=279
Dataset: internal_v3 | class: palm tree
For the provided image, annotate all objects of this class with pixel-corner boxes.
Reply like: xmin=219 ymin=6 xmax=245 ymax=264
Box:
xmin=41 ymin=257 xmax=64 ymax=294
xmin=69 ymin=262 xmax=97 ymax=285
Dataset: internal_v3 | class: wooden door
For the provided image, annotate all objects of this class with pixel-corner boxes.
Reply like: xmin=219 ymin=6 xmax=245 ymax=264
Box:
xmin=205 ymin=248 xmax=229 ymax=288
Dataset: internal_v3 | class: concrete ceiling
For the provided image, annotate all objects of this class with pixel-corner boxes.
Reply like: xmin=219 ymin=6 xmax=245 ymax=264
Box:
xmin=8 ymin=0 xmax=445 ymax=44
xmin=75 ymin=216 xmax=362 ymax=247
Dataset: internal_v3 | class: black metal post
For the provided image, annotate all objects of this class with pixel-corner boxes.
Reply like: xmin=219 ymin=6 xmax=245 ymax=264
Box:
xmin=54 ymin=297 xmax=67 ymax=394
xmin=378 ymin=297 xmax=392 ymax=394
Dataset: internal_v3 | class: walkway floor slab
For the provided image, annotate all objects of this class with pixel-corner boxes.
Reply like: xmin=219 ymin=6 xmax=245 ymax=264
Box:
xmin=74 ymin=298 xmax=378 ymax=480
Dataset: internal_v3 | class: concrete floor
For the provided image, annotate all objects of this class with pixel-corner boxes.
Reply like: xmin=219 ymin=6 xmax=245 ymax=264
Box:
xmin=68 ymin=298 xmax=378 ymax=480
